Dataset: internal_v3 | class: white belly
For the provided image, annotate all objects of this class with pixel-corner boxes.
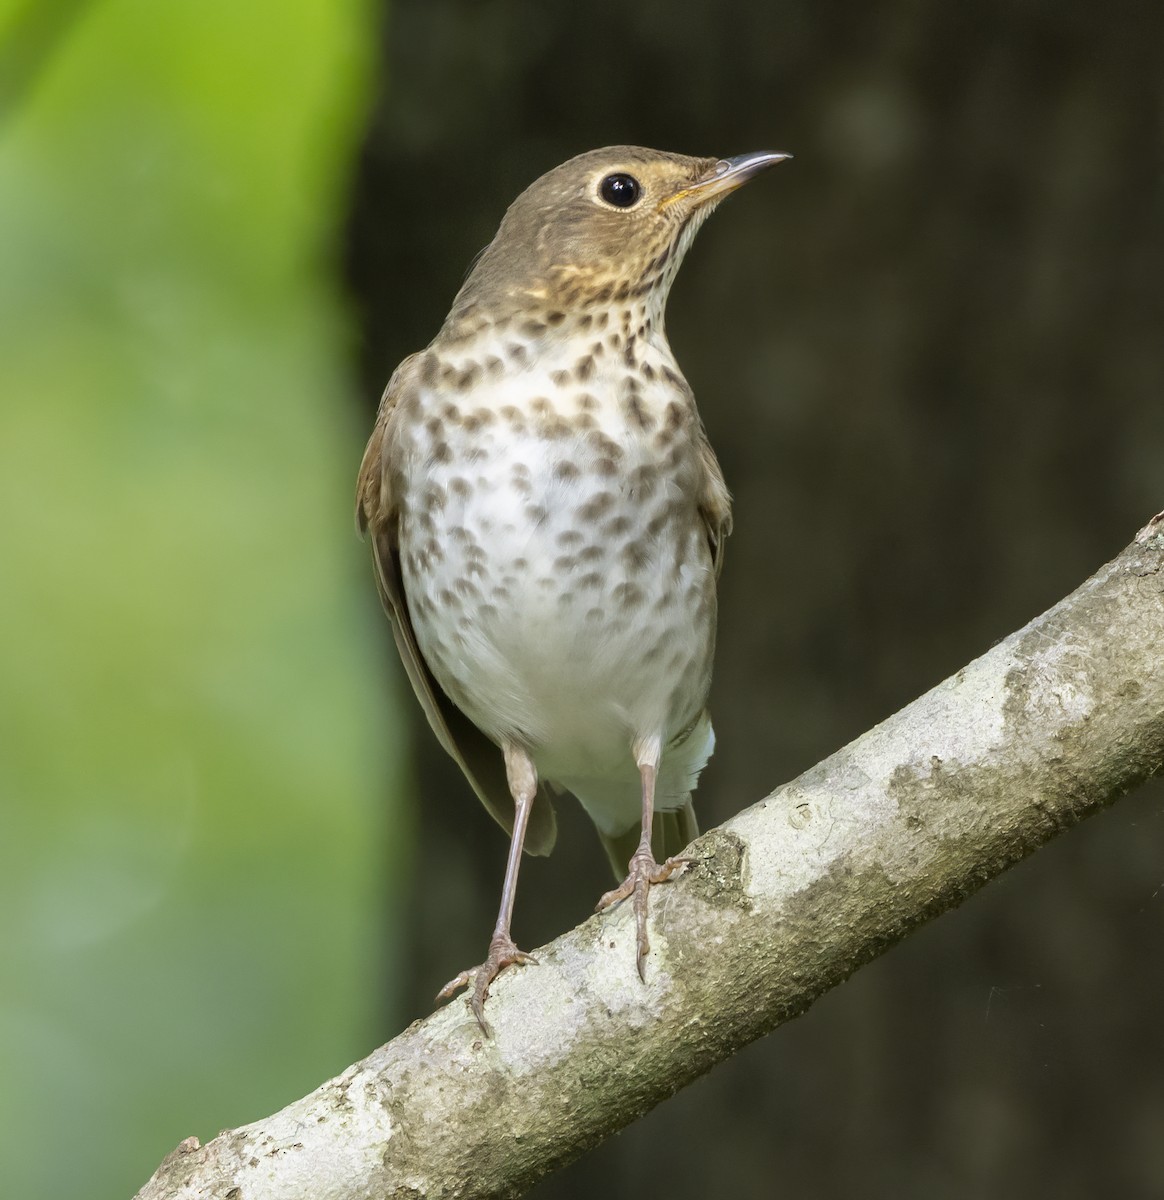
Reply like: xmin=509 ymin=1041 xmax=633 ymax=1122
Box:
xmin=396 ymin=352 xmax=716 ymax=827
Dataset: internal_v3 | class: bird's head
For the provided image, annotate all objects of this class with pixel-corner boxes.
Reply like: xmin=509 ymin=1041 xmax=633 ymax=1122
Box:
xmin=446 ymin=145 xmax=788 ymax=332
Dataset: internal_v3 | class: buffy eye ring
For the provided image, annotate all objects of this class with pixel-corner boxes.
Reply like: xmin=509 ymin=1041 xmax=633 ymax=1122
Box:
xmin=599 ymin=173 xmax=641 ymax=208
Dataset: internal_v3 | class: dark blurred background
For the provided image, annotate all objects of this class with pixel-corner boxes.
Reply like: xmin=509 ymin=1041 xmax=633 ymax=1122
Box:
xmin=346 ymin=2 xmax=1164 ymax=1198
xmin=2 ymin=2 xmax=1161 ymax=1197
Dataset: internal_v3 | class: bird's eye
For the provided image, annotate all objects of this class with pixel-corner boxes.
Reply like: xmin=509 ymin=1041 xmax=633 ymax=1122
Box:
xmin=599 ymin=173 xmax=642 ymax=208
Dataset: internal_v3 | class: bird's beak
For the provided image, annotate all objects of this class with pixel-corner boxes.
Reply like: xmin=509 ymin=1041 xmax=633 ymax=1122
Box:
xmin=663 ymin=151 xmax=791 ymax=209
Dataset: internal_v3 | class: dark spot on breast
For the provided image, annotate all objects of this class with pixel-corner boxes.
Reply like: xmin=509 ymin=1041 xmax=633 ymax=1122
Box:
xmin=546 ymin=310 xmax=566 ymax=326
xmin=449 ymin=477 xmax=471 ymax=499
xmin=553 ymin=555 xmax=576 ymax=573
xmin=594 ymin=456 xmax=619 ymax=477
xmin=622 ymin=539 xmax=651 ymax=571
xmin=525 ymin=504 xmax=549 ymax=526
xmin=500 ymin=405 xmax=527 ymax=430
xmin=662 ymin=366 xmax=685 ymax=390
xmin=622 ymin=390 xmax=654 ymax=431
xmin=420 ymin=356 xmax=439 ymax=386
xmin=575 ymin=391 xmax=598 ymax=411
xmin=579 ymin=573 xmax=603 ymax=591
xmin=557 ymin=529 xmax=584 ymax=547
xmin=641 ymin=361 xmax=656 ymax=382
xmin=587 ymin=430 xmax=623 ymax=459
xmin=521 ymin=319 xmax=546 ymax=338
xmin=458 ymin=365 xmax=479 ymax=391
xmin=438 ymin=588 xmax=458 ymax=608
xmin=577 ymin=313 xmax=593 ymax=331
xmin=613 ymin=582 xmax=646 ymax=609
xmin=530 ymin=396 xmax=552 ymax=416
xmin=579 ymin=545 xmax=604 ymax=563
xmin=431 ymin=441 xmax=452 ymax=464
xmin=554 ymin=461 xmax=581 ymax=481
xmin=579 ymin=492 xmax=616 ymax=520
xmin=422 ymin=486 xmax=446 ymax=512
xmin=551 ymin=369 xmax=571 ymax=387
xmin=454 ymin=578 xmax=480 ymax=599
xmin=508 ymin=343 xmax=529 ymax=365
xmin=575 ymin=356 xmax=595 ymax=382
xmin=485 ymin=355 xmax=504 ymax=377
xmin=630 ymin=463 xmax=660 ymax=496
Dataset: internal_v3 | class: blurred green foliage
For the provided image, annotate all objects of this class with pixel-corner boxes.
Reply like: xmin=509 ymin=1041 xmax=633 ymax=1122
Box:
xmin=0 ymin=1 xmax=403 ymax=1195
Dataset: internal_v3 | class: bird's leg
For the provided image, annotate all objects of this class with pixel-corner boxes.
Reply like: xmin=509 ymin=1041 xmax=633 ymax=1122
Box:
xmin=437 ymin=742 xmax=539 ymax=1034
xmin=596 ymin=737 xmax=690 ymax=979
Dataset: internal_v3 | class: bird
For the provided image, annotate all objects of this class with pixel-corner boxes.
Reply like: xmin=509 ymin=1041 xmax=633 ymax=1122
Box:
xmin=356 ymin=145 xmax=787 ymax=1031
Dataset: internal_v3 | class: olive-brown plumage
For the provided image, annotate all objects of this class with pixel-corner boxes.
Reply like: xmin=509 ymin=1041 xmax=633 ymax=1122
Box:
xmin=357 ymin=145 xmax=786 ymax=1030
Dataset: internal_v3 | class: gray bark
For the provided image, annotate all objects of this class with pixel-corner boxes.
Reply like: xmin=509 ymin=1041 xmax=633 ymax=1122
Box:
xmin=136 ymin=516 xmax=1164 ymax=1200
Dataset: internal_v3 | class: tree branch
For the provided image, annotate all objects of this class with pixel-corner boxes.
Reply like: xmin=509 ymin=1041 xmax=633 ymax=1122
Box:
xmin=136 ymin=516 xmax=1164 ymax=1200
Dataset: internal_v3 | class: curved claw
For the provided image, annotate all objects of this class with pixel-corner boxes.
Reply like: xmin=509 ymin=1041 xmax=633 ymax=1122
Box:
xmin=435 ymin=933 xmax=538 ymax=1035
xmin=596 ymin=851 xmax=691 ymax=979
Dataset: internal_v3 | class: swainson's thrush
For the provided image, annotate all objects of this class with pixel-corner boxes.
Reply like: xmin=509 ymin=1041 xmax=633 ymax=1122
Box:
xmin=357 ymin=146 xmax=787 ymax=1030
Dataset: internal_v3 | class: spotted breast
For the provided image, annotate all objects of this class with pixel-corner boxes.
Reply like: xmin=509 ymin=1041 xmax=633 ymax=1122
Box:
xmin=395 ymin=316 xmax=717 ymax=840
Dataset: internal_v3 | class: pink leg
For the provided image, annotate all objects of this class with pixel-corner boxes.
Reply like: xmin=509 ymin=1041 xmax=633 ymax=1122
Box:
xmin=596 ymin=740 xmax=690 ymax=979
xmin=437 ymin=743 xmax=539 ymax=1033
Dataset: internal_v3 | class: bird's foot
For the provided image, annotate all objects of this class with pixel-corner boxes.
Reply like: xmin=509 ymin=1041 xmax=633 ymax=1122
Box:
xmin=436 ymin=932 xmax=537 ymax=1034
xmin=596 ymin=848 xmax=691 ymax=980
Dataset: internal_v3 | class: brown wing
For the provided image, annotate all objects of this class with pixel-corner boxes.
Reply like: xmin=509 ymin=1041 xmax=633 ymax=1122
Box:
xmin=695 ymin=423 xmax=733 ymax=578
xmin=356 ymin=355 xmax=557 ymax=856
